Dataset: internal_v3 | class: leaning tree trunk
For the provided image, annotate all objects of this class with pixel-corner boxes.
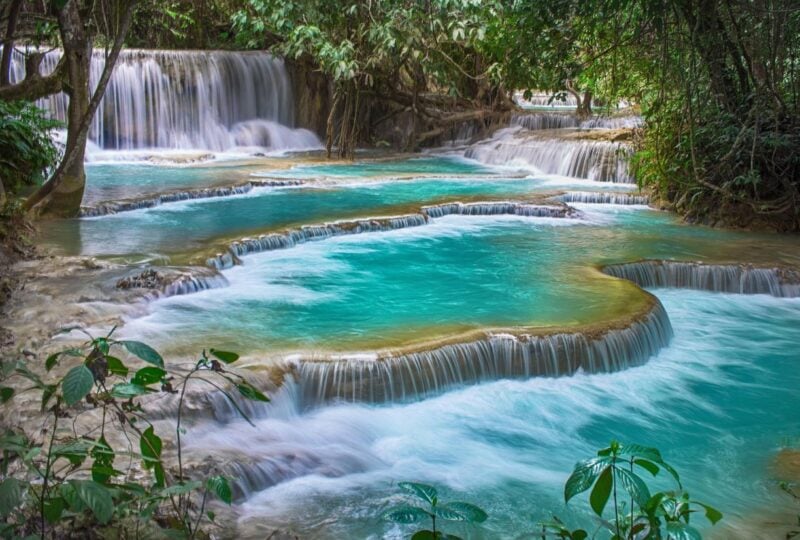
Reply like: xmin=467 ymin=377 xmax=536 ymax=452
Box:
xmin=24 ymin=0 xmax=136 ymax=218
xmin=37 ymin=0 xmax=92 ymax=217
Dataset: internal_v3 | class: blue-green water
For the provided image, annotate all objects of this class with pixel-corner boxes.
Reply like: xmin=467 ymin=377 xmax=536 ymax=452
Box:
xmin=121 ymin=205 xmax=799 ymax=354
xmin=255 ymin=155 xmax=492 ymax=178
xmin=184 ymin=290 xmax=800 ymax=539
xmin=49 ymin=154 xmax=800 ymax=538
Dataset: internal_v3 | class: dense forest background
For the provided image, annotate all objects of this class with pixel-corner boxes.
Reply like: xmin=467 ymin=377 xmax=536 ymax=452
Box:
xmin=1 ymin=0 xmax=799 ymax=228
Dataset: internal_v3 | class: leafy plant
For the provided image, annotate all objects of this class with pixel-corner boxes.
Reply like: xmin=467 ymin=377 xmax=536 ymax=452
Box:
xmin=541 ymin=440 xmax=722 ymax=540
xmin=384 ymin=481 xmax=488 ymax=539
xmin=0 ymin=328 xmax=268 ymax=538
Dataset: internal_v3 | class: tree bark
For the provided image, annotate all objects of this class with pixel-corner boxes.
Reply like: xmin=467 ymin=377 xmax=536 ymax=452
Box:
xmin=0 ymin=0 xmax=23 ymax=86
xmin=25 ymin=0 xmax=136 ymax=218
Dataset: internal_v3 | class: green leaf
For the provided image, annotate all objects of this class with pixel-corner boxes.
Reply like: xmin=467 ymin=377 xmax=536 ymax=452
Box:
xmin=210 ymin=349 xmax=239 ymax=363
xmin=121 ymin=341 xmax=164 ymax=368
xmin=0 ymin=478 xmax=21 ymax=517
xmin=105 ymin=356 xmax=128 ymax=377
xmin=620 ymin=443 xmax=663 ymax=462
xmin=110 ymin=383 xmax=149 ymax=399
xmin=45 ymin=353 xmax=60 ymax=371
xmin=398 ymin=482 xmax=438 ymax=505
xmin=615 ymin=467 xmax=651 ymax=508
xmin=41 ymin=384 xmax=58 ymax=411
xmin=665 ymin=521 xmax=702 ymax=540
xmin=62 ymin=365 xmax=94 ymax=405
xmin=131 ymin=366 xmax=166 ymax=386
xmin=74 ymin=480 xmax=114 ymax=524
xmin=60 ymin=483 xmax=86 ymax=512
xmin=91 ymin=436 xmax=115 ymax=484
xmin=634 ymin=458 xmax=660 ymax=476
xmin=236 ymin=382 xmax=269 ymax=402
xmin=159 ymin=481 xmax=202 ymax=496
xmin=589 ymin=466 xmax=613 ymax=516
xmin=438 ymin=502 xmax=488 ymax=523
xmin=383 ymin=504 xmax=430 ymax=523
xmin=696 ymin=502 xmax=723 ymax=525
xmin=564 ymin=457 xmax=611 ymax=503
xmin=140 ymin=426 xmax=164 ymax=487
xmin=43 ymin=497 xmax=65 ymax=524
xmin=0 ymin=387 xmax=13 ymax=404
xmin=207 ymin=476 xmax=233 ymax=504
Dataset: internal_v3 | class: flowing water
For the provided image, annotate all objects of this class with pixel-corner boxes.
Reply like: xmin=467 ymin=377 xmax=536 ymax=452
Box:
xmin=25 ymin=51 xmax=800 ymax=538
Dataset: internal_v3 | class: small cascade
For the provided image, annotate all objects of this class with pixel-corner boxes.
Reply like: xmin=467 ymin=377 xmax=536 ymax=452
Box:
xmin=158 ymin=271 xmax=230 ymax=298
xmin=514 ymin=92 xmax=579 ymax=108
xmin=206 ymin=201 xmax=576 ymax=270
xmin=207 ymin=214 xmax=430 ymax=269
xmin=7 ymin=48 xmax=320 ymax=152
xmin=555 ymin=191 xmax=650 ymax=205
xmin=465 ymin=128 xmax=634 ymax=183
xmin=580 ymin=116 xmax=643 ymax=129
xmin=79 ymin=179 xmax=303 ymax=217
xmin=603 ymin=261 xmax=800 ymax=297
xmin=511 ymin=113 xmax=580 ymax=130
xmin=421 ymin=201 xmax=571 ymax=218
xmin=292 ymin=300 xmax=672 ymax=405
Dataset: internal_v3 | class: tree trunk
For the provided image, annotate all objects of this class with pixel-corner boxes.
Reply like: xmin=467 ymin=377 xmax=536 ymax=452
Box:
xmin=25 ymin=0 xmax=136 ymax=218
xmin=0 ymin=0 xmax=23 ymax=86
xmin=580 ymin=90 xmax=593 ymax=116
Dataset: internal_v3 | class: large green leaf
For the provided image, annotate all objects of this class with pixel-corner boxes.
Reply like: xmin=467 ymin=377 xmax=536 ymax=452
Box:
xmin=62 ymin=365 xmax=94 ymax=405
xmin=131 ymin=366 xmax=166 ymax=386
xmin=695 ymin=502 xmax=723 ymax=525
xmin=564 ymin=457 xmax=611 ymax=502
xmin=105 ymin=356 xmax=128 ymax=377
xmin=398 ymin=482 xmax=438 ymax=505
xmin=236 ymin=382 xmax=270 ymax=402
xmin=74 ymin=480 xmax=114 ymax=524
xmin=121 ymin=341 xmax=164 ymax=368
xmin=207 ymin=476 xmax=233 ymax=505
xmin=384 ymin=504 xmax=430 ymax=523
xmin=615 ymin=467 xmax=651 ymax=508
xmin=110 ymin=383 xmax=150 ymax=399
xmin=0 ymin=478 xmax=21 ymax=517
xmin=589 ymin=465 xmax=613 ymax=516
xmin=210 ymin=349 xmax=240 ymax=364
xmin=140 ymin=426 xmax=165 ymax=487
xmin=438 ymin=502 xmax=488 ymax=523
xmin=43 ymin=497 xmax=65 ymax=524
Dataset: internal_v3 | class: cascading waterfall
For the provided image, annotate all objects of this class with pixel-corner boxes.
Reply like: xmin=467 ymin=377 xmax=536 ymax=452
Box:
xmin=465 ymin=128 xmax=634 ymax=183
xmin=421 ymin=201 xmax=572 ymax=218
xmin=7 ymin=48 xmax=320 ymax=152
xmin=79 ymin=179 xmax=303 ymax=217
xmin=555 ymin=191 xmax=650 ymax=205
xmin=292 ymin=299 xmax=672 ymax=405
xmin=206 ymin=202 xmax=572 ymax=269
xmin=511 ymin=113 xmax=643 ymax=131
xmin=514 ymin=91 xmax=579 ymax=108
xmin=603 ymin=261 xmax=800 ymax=297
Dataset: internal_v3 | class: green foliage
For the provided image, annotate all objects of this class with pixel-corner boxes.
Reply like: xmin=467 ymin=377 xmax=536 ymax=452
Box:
xmin=0 ymin=101 xmax=61 ymax=198
xmin=384 ymin=481 xmax=488 ymax=539
xmin=542 ymin=440 xmax=721 ymax=540
xmin=0 ymin=330 xmax=269 ymax=538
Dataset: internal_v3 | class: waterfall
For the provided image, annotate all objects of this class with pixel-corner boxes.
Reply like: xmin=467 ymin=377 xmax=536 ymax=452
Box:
xmin=421 ymin=201 xmax=572 ymax=218
xmin=603 ymin=261 xmax=800 ymax=297
xmin=511 ymin=113 xmax=643 ymax=131
xmin=514 ymin=91 xmax=579 ymax=108
xmin=465 ymin=128 xmax=634 ymax=183
xmin=79 ymin=179 xmax=303 ymax=217
xmin=206 ymin=202 xmax=574 ymax=270
xmin=291 ymin=299 xmax=672 ymax=405
xmin=207 ymin=214 xmax=431 ymax=269
xmin=555 ymin=191 xmax=650 ymax=205
xmin=7 ymin=48 xmax=320 ymax=152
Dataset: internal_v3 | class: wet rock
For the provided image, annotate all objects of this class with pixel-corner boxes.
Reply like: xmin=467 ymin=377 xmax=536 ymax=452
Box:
xmin=116 ymin=268 xmax=167 ymax=290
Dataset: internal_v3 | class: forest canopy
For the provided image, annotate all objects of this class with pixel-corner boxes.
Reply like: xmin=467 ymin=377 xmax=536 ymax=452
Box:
xmin=0 ymin=0 xmax=798 ymax=229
